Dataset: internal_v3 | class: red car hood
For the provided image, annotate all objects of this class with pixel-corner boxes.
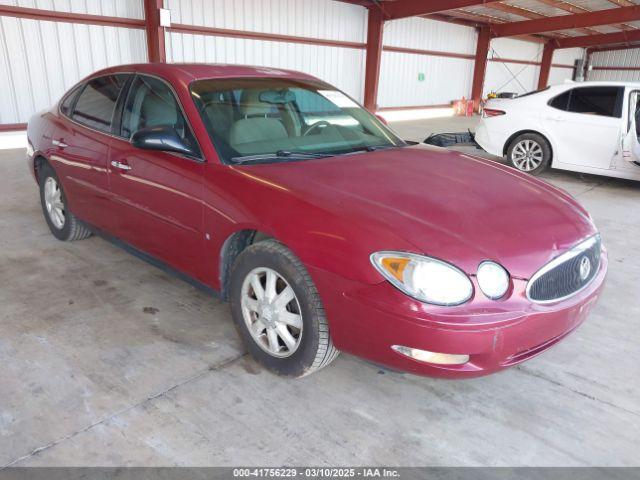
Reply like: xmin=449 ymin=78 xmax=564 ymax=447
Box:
xmin=240 ymin=145 xmax=597 ymax=279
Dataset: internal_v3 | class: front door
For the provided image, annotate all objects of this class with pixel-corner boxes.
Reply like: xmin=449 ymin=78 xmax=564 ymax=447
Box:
xmin=108 ymin=74 xmax=206 ymax=282
xmin=547 ymin=86 xmax=623 ymax=170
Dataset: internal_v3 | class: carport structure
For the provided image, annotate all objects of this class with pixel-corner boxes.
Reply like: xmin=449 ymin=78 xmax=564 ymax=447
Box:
xmin=1 ymin=0 xmax=640 ymax=129
xmin=343 ymin=0 xmax=640 ymax=110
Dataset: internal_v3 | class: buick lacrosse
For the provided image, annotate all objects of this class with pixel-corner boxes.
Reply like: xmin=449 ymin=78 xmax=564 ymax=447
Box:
xmin=28 ymin=64 xmax=607 ymax=378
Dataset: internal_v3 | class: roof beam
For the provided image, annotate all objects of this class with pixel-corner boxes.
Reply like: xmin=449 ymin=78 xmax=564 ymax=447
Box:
xmin=535 ymin=0 xmax=634 ymax=32
xmin=490 ymin=5 xmax=640 ymax=37
xmin=555 ymin=28 xmax=640 ymax=48
xmin=481 ymin=2 xmax=597 ymax=36
xmin=383 ymin=0 xmax=502 ymax=20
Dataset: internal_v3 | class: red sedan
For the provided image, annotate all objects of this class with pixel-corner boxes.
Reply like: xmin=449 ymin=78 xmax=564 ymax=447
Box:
xmin=27 ymin=63 xmax=607 ymax=378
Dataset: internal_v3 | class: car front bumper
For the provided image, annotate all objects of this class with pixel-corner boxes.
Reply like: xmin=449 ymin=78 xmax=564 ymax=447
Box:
xmin=308 ymin=253 xmax=607 ymax=379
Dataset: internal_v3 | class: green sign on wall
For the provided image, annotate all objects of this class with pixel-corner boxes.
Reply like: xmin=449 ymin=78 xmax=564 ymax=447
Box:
xmin=418 ymin=72 xmax=425 ymax=82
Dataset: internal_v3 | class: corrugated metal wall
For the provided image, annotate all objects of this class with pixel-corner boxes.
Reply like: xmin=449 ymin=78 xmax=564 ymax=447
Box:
xmin=588 ymin=48 xmax=640 ymax=81
xmin=549 ymin=48 xmax=583 ymax=86
xmin=0 ymin=0 xmax=146 ymax=124
xmin=164 ymin=0 xmax=367 ymax=102
xmin=0 ymin=0 xmax=142 ymax=17
xmin=378 ymin=17 xmax=476 ymax=108
xmin=0 ymin=0 xmax=591 ymax=124
xmin=484 ymin=38 xmax=541 ymax=96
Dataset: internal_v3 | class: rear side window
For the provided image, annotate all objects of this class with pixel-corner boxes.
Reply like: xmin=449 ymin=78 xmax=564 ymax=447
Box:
xmin=549 ymin=86 xmax=623 ymax=118
xmin=72 ymin=75 xmax=127 ymax=133
xmin=59 ymin=85 xmax=82 ymax=117
xmin=549 ymin=91 xmax=570 ymax=111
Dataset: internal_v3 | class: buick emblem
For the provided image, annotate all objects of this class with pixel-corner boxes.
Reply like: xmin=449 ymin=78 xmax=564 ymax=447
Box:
xmin=579 ymin=256 xmax=591 ymax=281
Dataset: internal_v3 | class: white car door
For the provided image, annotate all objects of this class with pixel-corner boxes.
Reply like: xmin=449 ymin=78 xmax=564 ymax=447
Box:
xmin=546 ymin=86 xmax=623 ymax=170
xmin=622 ymin=89 xmax=640 ymax=163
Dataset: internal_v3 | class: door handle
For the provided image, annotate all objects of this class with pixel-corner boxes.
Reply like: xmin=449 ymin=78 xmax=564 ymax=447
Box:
xmin=52 ymin=139 xmax=68 ymax=148
xmin=110 ymin=160 xmax=132 ymax=171
xmin=545 ymin=116 xmax=565 ymax=122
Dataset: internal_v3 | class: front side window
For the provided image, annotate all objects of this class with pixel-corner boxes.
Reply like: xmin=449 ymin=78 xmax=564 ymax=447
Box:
xmin=550 ymin=86 xmax=623 ymax=118
xmin=190 ymin=78 xmax=405 ymax=164
xmin=568 ymin=86 xmax=622 ymax=117
xmin=71 ymin=75 xmax=127 ymax=133
xmin=121 ymin=75 xmax=199 ymax=156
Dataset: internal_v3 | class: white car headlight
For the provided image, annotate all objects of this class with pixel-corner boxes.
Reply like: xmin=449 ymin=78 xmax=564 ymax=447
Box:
xmin=371 ymin=251 xmax=473 ymax=306
xmin=477 ymin=261 xmax=510 ymax=299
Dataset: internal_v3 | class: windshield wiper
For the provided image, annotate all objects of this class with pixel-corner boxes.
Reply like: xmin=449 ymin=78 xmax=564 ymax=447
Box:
xmin=230 ymin=150 xmax=333 ymax=164
xmin=346 ymin=144 xmax=398 ymax=154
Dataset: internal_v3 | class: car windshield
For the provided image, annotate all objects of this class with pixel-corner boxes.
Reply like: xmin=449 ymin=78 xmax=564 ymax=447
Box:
xmin=190 ymin=78 xmax=406 ymax=164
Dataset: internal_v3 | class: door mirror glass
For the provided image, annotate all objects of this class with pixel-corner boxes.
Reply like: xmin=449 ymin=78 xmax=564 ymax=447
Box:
xmin=131 ymin=126 xmax=195 ymax=156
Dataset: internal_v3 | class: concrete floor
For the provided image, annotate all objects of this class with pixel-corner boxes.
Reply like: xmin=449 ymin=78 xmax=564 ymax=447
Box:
xmin=1 ymin=116 xmax=639 ymax=467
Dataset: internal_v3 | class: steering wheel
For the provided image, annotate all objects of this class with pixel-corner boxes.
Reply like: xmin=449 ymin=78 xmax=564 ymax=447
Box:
xmin=303 ymin=120 xmax=332 ymax=136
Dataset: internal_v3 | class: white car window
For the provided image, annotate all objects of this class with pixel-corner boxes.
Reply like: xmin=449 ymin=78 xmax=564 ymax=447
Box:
xmin=549 ymin=87 xmax=622 ymax=118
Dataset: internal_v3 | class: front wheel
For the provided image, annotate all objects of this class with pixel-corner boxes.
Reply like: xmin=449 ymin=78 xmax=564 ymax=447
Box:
xmin=229 ymin=239 xmax=339 ymax=377
xmin=506 ymin=133 xmax=551 ymax=176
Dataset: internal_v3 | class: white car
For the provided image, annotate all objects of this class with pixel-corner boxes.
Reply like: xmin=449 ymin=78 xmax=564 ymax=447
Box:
xmin=475 ymin=81 xmax=640 ymax=181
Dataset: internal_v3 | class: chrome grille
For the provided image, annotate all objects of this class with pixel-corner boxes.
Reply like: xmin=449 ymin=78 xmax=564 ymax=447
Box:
xmin=527 ymin=235 xmax=601 ymax=304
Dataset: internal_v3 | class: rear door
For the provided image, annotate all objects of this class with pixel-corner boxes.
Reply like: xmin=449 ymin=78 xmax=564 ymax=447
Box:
xmin=50 ymin=74 xmax=128 ymax=231
xmin=622 ymin=89 xmax=640 ymax=165
xmin=107 ymin=74 xmax=206 ymax=281
xmin=546 ymin=86 xmax=623 ymax=170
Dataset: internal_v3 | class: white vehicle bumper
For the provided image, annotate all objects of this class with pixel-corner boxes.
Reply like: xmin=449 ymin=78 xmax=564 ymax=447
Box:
xmin=474 ymin=121 xmax=505 ymax=158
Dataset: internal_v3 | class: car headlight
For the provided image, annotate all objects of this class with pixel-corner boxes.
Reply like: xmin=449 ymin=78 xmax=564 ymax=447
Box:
xmin=371 ymin=251 xmax=473 ymax=306
xmin=477 ymin=261 xmax=510 ymax=299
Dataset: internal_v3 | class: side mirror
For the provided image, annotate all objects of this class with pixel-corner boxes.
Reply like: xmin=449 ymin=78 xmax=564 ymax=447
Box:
xmin=131 ymin=126 xmax=195 ymax=156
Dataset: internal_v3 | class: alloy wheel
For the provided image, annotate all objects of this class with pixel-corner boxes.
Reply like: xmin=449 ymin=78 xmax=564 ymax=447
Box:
xmin=511 ymin=139 xmax=543 ymax=172
xmin=240 ymin=267 xmax=303 ymax=358
xmin=44 ymin=177 xmax=65 ymax=229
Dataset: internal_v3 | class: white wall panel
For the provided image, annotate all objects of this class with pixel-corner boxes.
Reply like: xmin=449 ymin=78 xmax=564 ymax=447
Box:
xmin=553 ymin=47 xmax=584 ymax=66
xmin=0 ymin=16 xmax=146 ymax=123
xmin=378 ymin=51 xmax=474 ymax=108
xmin=378 ymin=17 xmax=476 ymax=108
xmin=548 ymin=66 xmax=575 ymax=85
xmin=489 ymin=37 xmax=542 ymax=62
xmin=165 ymin=31 xmax=365 ymax=101
xmin=383 ymin=17 xmax=477 ymax=55
xmin=0 ymin=0 xmax=143 ymax=18
xmin=483 ymin=38 xmax=542 ymax=96
xmin=547 ymin=48 xmax=583 ymax=86
xmin=588 ymin=48 xmax=640 ymax=82
xmin=165 ymin=0 xmax=367 ymax=43
xmin=484 ymin=60 xmax=539 ymax=96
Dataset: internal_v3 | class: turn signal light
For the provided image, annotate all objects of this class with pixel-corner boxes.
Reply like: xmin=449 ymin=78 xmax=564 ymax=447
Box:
xmin=392 ymin=345 xmax=469 ymax=365
xmin=379 ymin=256 xmax=410 ymax=282
xmin=482 ymin=108 xmax=506 ymax=118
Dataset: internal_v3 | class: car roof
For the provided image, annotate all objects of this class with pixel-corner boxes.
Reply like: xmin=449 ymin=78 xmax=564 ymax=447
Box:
xmin=549 ymin=80 xmax=640 ymax=89
xmin=83 ymin=63 xmax=320 ymax=84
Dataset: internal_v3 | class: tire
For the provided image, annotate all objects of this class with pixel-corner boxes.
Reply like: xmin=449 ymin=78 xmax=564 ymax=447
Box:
xmin=39 ymin=162 xmax=92 ymax=241
xmin=506 ymin=133 xmax=551 ymax=176
xmin=229 ymin=239 xmax=339 ymax=377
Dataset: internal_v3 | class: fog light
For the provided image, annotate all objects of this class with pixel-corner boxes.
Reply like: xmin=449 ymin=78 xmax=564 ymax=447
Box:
xmin=477 ymin=261 xmax=510 ymax=300
xmin=392 ymin=345 xmax=469 ymax=365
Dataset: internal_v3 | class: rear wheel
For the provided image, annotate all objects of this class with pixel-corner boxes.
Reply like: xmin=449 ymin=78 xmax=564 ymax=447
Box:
xmin=39 ymin=163 xmax=92 ymax=241
xmin=229 ymin=239 xmax=339 ymax=377
xmin=507 ymin=133 xmax=551 ymax=176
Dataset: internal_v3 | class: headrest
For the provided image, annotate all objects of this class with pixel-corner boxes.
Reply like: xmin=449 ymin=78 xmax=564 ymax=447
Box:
xmin=238 ymin=89 xmax=273 ymax=117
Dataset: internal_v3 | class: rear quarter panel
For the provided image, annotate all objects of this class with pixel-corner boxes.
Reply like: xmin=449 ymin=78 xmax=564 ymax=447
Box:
xmin=481 ymin=96 xmax=558 ymax=162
